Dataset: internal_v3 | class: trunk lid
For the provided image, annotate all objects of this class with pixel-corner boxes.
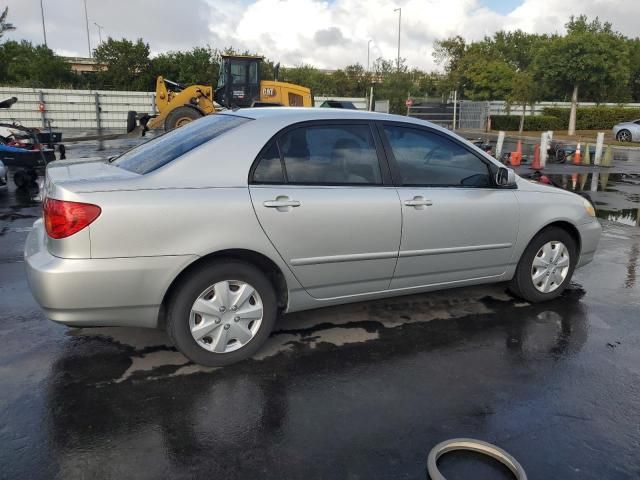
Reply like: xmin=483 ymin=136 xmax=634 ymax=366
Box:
xmin=44 ymin=159 xmax=140 ymax=197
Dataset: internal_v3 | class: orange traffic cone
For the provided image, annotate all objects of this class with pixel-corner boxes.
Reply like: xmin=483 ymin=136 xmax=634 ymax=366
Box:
xmin=530 ymin=144 xmax=541 ymax=169
xmin=510 ymin=140 xmax=522 ymax=166
xmin=573 ymin=143 xmax=581 ymax=165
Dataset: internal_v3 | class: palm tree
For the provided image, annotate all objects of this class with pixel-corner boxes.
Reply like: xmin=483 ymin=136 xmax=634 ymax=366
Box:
xmin=0 ymin=7 xmax=16 ymax=39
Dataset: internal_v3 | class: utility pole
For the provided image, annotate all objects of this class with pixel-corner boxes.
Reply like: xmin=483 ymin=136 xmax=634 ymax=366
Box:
xmin=94 ymin=22 xmax=103 ymax=45
xmin=83 ymin=0 xmax=91 ymax=57
xmin=367 ymin=39 xmax=372 ymax=72
xmin=40 ymin=0 xmax=48 ymax=47
xmin=394 ymin=7 xmax=401 ymax=72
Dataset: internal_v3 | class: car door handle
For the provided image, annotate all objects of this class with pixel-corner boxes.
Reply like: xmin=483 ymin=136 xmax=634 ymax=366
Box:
xmin=404 ymin=197 xmax=433 ymax=207
xmin=263 ymin=198 xmax=301 ymax=208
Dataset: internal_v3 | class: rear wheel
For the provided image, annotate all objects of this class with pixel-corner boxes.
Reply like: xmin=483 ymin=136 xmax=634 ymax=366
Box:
xmin=164 ymin=106 xmax=203 ymax=131
xmin=126 ymin=111 xmax=137 ymax=133
xmin=616 ymin=129 xmax=632 ymax=142
xmin=509 ymin=227 xmax=577 ymax=302
xmin=167 ymin=260 xmax=277 ymax=366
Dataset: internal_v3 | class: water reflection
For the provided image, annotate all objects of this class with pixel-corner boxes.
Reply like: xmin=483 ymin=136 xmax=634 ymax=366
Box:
xmin=545 ymin=172 xmax=640 ymax=226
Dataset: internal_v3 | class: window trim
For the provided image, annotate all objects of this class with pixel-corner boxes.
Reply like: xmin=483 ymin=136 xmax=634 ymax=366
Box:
xmin=376 ymin=121 xmax=505 ymax=189
xmin=248 ymin=120 xmax=393 ymax=186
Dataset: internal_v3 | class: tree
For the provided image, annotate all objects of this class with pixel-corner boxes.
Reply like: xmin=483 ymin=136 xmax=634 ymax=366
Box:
xmin=508 ymin=71 xmax=539 ymax=133
xmin=533 ymin=16 xmax=630 ymax=135
xmin=151 ymin=47 xmax=219 ymax=85
xmin=628 ymin=38 xmax=640 ymax=102
xmin=93 ymin=38 xmax=152 ymax=90
xmin=0 ymin=40 xmax=75 ymax=87
xmin=0 ymin=6 xmax=15 ymax=40
xmin=459 ymin=53 xmax=516 ymax=100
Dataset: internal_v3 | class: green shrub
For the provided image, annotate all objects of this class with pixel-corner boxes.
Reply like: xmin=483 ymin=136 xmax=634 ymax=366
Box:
xmin=491 ymin=115 xmax=562 ymax=131
xmin=542 ymin=106 xmax=640 ymax=130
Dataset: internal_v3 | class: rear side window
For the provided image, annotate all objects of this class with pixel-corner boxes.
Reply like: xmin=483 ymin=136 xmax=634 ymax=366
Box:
xmin=279 ymin=124 xmax=382 ymax=185
xmin=253 ymin=143 xmax=284 ymax=183
xmin=113 ymin=114 xmax=250 ymax=174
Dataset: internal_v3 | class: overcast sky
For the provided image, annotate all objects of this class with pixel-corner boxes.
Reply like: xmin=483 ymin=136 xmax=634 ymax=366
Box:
xmin=4 ymin=0 xmax=639 ymax=71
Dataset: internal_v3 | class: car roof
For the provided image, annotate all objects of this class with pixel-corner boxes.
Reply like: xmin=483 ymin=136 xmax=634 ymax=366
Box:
xmin=222 ymin=106 xmax=434 ymax=127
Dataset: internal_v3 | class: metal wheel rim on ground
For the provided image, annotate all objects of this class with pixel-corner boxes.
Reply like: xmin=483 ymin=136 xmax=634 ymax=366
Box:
xmin=531 ymin=241 xmax=570 ymax=293
xmin=189 ymin=280 xmax=263 ymax=353
xmin=427 ymin=438 xmax=527 ymax=480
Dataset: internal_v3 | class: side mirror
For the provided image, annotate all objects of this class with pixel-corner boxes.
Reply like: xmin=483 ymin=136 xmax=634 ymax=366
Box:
xmin=496 ymin=167 xmax=516 ymax=187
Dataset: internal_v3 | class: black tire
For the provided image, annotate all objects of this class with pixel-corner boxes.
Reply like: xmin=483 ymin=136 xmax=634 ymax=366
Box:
xmin=126 ymin=111 xmax=137 ymax=133
xmin=164 ymin=106 xmax=203 ymax=131
xmin=509 ymin=227 xmax=577 ymax=303
xmin=616 ymin=129 xmax=632 ymax=142
xmin=13 ymin=170 xmax=27 ymax=189
xmin=167 ymin=260 xmax=277 ymax=366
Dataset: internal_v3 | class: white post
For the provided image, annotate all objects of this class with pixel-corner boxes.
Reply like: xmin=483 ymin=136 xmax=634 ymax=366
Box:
xmin=540 ymin=132 xmax=549 ymax=168
xmin=495 ymin=131 xmax=505 ymax=159
xmin=590 ymin=172 xmax=600 ymax=192
xmin=369 ymin=86 xmax=374 ymax=111
xmin=594 ymin=132 xmax=604 ymax=166
xmin=452 ymin=90 xmax=457 ymax=131
xmin=547 ymin=130 xmax=553 ymax=141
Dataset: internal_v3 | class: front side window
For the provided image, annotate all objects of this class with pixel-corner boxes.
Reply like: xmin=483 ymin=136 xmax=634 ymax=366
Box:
xmin=113 ymin=114 xmax=249 ymax=174
xmin=383 ymin=125 xmax=491 ymax=187
xmin=278 ymin=124 xmax=382 ymax=185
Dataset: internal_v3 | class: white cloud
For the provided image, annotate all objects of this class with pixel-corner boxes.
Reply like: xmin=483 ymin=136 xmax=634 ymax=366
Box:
xmin=3 ymin=0 xmax=640 ymax=71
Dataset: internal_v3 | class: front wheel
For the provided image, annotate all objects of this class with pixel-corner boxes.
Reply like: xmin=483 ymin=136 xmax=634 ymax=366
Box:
xmin=509 ymin=227 xmax=577 ymax=302
xmin=167 ymin=260 xmax=277 ymax=366
xmin=164 ymin=106 xmax=203 ymax=131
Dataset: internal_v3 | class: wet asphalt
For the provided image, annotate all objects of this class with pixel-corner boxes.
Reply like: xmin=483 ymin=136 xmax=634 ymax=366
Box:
xmin=1 ymin=137 xmax=640 ymax=479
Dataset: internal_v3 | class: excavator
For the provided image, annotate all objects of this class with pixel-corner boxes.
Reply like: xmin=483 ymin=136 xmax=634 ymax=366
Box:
xmin=127 ymin=55 xmax=313 ymax=133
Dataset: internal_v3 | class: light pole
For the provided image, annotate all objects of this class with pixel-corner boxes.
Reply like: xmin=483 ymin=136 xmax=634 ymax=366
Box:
xmin=367 ymin=39 xmax=372 ymax=71
xmin=394 ymin=7 xmax=401 ymax=72
xmin=94 ymin=22 xmax=103 ymax=45
xmin=39 ymin=0 xmax=47 ymax=47
xmin=83 ymin=0 xmax=91 ymax=57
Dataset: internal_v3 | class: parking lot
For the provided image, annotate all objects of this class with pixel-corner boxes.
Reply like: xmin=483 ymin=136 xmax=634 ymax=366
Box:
xmin=1 ymin=138 xmax=640 ymax=479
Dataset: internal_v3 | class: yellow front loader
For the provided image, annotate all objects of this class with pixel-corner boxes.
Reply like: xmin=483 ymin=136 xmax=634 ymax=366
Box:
xmin=127 ymin=55 xmax=313 ymax=133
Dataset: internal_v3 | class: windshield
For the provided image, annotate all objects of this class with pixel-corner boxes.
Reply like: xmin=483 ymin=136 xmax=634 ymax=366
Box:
xmin=113 ymin=114 xmax=250 ymax=174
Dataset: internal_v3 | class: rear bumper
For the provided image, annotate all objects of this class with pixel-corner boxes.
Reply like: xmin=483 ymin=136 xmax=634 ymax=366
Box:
xmin=577 ymin=219 xmax=602 ymax=268
xmin=25 ymin=219 xmax=196 ymax=328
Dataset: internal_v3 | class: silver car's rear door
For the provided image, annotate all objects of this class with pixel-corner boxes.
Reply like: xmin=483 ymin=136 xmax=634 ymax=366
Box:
xmin=249 ymin=122 xmax=400 ymax=299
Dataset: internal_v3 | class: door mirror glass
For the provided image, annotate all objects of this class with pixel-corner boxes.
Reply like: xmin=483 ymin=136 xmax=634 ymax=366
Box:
xmin=496 ymin=167 xmax=516 ymax=187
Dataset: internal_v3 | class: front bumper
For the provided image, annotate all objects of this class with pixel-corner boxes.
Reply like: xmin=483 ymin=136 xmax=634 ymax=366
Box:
xmin=25 ymin=219 xmax=196 ymax=328
xmin=576 ymin=219 xmax=602 ymax=268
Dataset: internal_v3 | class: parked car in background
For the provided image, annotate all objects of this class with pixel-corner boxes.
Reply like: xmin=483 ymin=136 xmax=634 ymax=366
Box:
xmin=25 ymin=108 xmax=601 ymax=366
xmin=612 ymin=119 xmax=640 ymax=142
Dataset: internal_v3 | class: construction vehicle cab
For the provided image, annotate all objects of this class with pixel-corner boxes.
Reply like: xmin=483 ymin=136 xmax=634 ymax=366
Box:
xmin=127 ymin=55 xmax=313 ymax=134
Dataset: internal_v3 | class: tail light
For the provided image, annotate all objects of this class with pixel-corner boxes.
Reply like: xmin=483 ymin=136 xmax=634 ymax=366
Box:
xmin=43 ymin=198 xmax=101 ymax=239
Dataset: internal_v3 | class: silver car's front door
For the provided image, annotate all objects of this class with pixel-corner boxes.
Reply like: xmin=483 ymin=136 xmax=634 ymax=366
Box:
xmin=380 ymin=124 xmax=519 ymax=289
xmin=249 ymin=123 xmax=401 ymax=299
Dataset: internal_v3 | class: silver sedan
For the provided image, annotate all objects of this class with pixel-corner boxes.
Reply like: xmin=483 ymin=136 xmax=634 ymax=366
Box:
xmin=613 ymin=119 xmax=640 ymax=142
xmin=25 ymin=108 xmax=601 ymax=366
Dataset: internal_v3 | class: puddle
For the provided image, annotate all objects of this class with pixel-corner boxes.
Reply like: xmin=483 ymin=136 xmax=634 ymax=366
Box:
xmin=531 ymin=172 xmax=640 ymax=226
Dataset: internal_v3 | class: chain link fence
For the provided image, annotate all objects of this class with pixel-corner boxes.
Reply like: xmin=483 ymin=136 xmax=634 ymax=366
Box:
xmin=407 ymin=99 xmax=489 ymax=131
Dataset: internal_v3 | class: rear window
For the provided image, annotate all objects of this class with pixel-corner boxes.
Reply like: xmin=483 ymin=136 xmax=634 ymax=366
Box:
xmin=112 ymin=114 xmax=250 ymax=174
